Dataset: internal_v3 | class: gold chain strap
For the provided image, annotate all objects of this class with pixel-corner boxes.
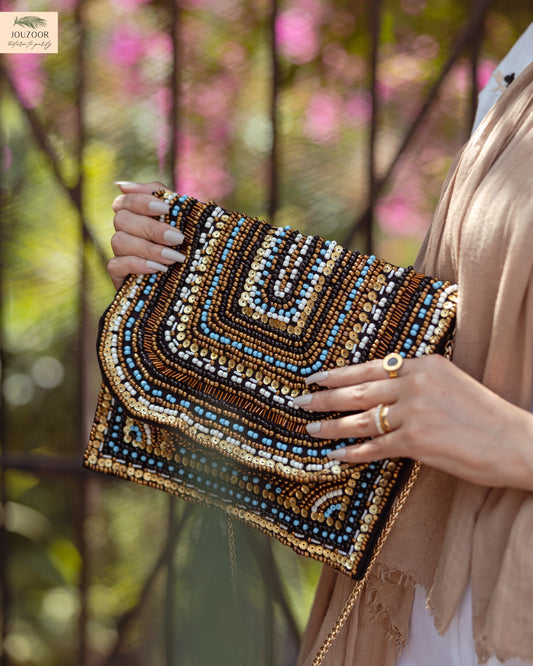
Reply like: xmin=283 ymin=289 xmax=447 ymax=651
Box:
xmin=226 ymin=514 xmax=239 ymax=599
xmin=311 ymin=461 xmax=421 ymax=666
xmin=224 ymin=464 xmax=420 ymax=665
xmin=226 ymin=514 xmax=244 ymax=666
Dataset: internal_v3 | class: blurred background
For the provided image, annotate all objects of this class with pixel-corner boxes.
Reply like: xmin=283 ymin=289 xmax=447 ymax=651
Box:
xmin=0 ymin=0 xmax=531 ymax=664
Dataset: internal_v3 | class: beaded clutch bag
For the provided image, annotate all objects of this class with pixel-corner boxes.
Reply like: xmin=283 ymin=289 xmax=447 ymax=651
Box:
xmin=85 ymin=191 xmax=457 ymax=581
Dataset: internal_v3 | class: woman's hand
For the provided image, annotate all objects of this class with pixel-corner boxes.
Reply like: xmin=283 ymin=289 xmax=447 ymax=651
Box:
xmin=108 ymin=181 xmax=186 ymax=289
xmin=294 ymin=354 xmax=533 ymax=491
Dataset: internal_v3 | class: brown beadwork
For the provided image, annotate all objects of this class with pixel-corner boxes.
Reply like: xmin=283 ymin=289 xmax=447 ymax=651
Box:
xmin=85 ymin=191 xmax=458 ymax=582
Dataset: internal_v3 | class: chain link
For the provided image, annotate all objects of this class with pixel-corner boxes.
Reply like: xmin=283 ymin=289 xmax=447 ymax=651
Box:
xmin=312 ymin=462 xmax=421 ymax=665
xmin=226 ymin=514 xmax=239 ymax=599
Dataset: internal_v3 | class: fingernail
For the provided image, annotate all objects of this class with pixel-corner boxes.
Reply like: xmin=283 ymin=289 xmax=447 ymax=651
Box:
xmin=327 ymin=448 xmax=346 ymax=460
xmin=114 ymin=181 xmax=138 ymax=188
xmin=292 ymin=394 xmax=313 ymax=407
xmin=306 ymin=421 xmax=322 ymax=435
xmin=146 ymin=260 xmax=169 ymax=272
xmin=161 ymin=248 xmax=186 ymax=263
xmin=164 ymin=228 xmax=184 ymax=245
xmin=149 ymin=200 xmax=170 ymax=215
xmin=305 ymin=371 xmax=329 ymax=385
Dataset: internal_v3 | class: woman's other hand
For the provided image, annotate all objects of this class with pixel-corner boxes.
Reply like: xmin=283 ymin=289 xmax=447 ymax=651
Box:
xmin=108 ymin=181 xmax=186 ymax=289
xmin=295 ymin=354 xmax=533 ymax=491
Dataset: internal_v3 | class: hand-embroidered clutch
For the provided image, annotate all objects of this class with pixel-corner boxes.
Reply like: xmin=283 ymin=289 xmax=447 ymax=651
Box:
xmin=85 ymin=191 xmax=457 ymax=580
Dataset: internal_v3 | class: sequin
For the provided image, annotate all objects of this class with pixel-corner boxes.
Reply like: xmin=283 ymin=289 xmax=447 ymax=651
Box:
xmin=85 ymin=190 xmax=458 ymax=580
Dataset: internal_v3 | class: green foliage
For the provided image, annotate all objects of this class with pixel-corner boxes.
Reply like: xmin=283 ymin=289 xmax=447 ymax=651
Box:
xmin=1 ymin=1 xmax=530 ymax=664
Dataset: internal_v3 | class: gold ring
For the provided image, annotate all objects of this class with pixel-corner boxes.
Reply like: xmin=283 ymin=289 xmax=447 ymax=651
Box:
xmin=380 ymin=405 xmax=392 ymax=433
xmin=382 ymin=352 xmax=403 ymax=379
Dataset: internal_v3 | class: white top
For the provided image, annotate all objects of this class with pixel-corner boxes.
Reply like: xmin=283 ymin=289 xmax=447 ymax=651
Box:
xmin=397 ymin=583 xmax=529 ymax=666
xmin=473 ymin=22 xmax=533 ymax=132
xmin=397 ymin=23 xmax=533 ymax=666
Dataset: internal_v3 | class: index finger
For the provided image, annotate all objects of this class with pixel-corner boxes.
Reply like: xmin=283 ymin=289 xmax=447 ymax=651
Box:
xmin=115 ymin=181 xmax=169 ymax=195
xmin=112 ymin=192 xmax=170 ymax=217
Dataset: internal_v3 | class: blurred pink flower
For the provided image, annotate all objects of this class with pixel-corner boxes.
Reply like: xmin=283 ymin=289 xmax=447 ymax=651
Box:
xmin=108 ymin=25 xmax=145 ymax=67
xmin=376 ymin=194 xmax=428 ymax=236
xmin=322 ymin=44 xmax=362 ymax=86
xmin=276 ymin=8 xmax=319 ymax=65
xmin=411 ymin=34 xmax=439 ymax=60
xmin=192 ymin=80 xmax=235 ymax=119
xmin=303 ymin=90 xmax=342 ymax=144
xmin=449 ymin=60 xmax=469 ymax=96
xmin=477 ymin=59 xmax=497 ymax=89
xmin=345 ymin=90 xmax=371 ymax=126
xmin=178 ymin=165 xmax=234 ymax=201
xmin=207 ymin=121 xmax=231 ymax=145
xmin=155 ymin=86 xmax=172 ymax=115
xmin=220 ymin=43 xmax=248 ymax=73
xmin=7 ymin=54 xmax=45 ymax=108
xmin=376 ymin=80 xmax=393 ymax=104
xmin=114 ymin=0 xmax=152 ymax=7
xmin=51 ymin=0 xmax=78 ymax=9
xmin=174 ymin=132 xmax=234 ymax=200
xmin=440 ymin=58 xmax=497 ymax=110
xmin=145 ymin=32 xmax=172 ymax=59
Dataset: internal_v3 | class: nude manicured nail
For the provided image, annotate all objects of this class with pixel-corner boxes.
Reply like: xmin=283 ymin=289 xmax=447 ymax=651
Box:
xmin=327 ymin=448 xmax=347 ymax=460
xmin=114 ymin=181 xmax=138 ymax=188
xmin=306 ymin=421 xmax=322 ymax=435
xmin=149 ymin=200 xmax=170 ymax=215
xmin=305 ymin=371 xmax=329 ymax=385
xmin=292 ymin=394 xmax=313 ymax=407
xmin=161 ymin=248 xmax=186 ymax=263
xmin=146 ymin=260 xmax=169 ymax=272
xmin=164 ymin=229 xmax=184 ymax=245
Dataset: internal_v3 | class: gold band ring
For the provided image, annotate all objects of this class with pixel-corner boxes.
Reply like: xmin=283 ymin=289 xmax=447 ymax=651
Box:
xmin=375 ymin=404 xmax=393 ymax=435
xmin=382 ymin=352 xmax=403 ymax=379
xmin=380 ymin=405 xmax=392 ymax=433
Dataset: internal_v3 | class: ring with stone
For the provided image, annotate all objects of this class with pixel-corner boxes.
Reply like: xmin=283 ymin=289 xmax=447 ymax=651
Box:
xmin=382 ymin=352 xmax=404 ymax=379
